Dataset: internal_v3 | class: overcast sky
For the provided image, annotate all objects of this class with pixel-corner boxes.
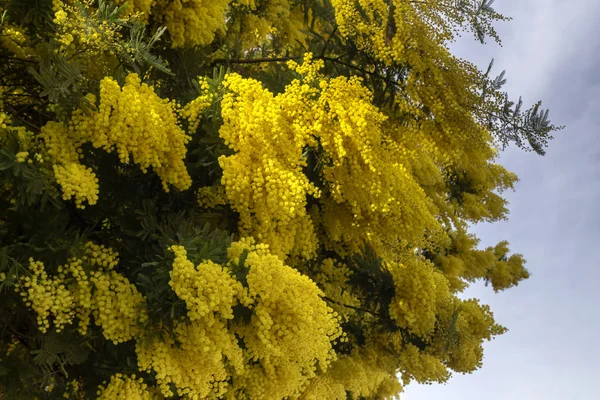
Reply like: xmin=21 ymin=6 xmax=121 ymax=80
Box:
xmin=404 ymin=0 xmax=600 ymax=399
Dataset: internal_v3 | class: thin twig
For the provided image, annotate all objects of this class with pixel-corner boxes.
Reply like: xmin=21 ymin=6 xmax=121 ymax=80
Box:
xmin=322 ymin=296 xmax=383 ymax=318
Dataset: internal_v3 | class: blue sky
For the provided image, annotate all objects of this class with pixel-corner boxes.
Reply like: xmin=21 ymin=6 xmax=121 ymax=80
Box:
xmin=404 ymin=0 xmax=600 ymax=399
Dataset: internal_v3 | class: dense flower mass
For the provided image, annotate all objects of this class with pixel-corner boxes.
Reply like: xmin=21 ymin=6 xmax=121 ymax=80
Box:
xmin=0 ymin=0 xmax=555 ymax=398
xmin=231 ymin=238 xmax=342 ymax=399
xmin=16 ymin=243 xmax=147 ymax=342
xmin=218 ymin=55 xmax=446 ymax=258
xmin=96 ymin=374 xmax=154 ymax=400
xmin=136 ymin=316 xmax=244 ymax=398
xmin=388 ymin=256 xmax=451 ymax=337
xmin=134 ymin=239 xmax=341 ymax=399
xmin=169 ymin=244 xmax=243 ymax=321
xmin=219 ymin=68 xmax=321 ymax=258
xmin=0 ymin=23 xmax=33 ymax=58
xmin=157 ymin=0 xmax=231 ymax=48
xmin=40 ymin=73 xmax=203 ymax=207
xmin=69 ymin=74 xmax=194 ymax=192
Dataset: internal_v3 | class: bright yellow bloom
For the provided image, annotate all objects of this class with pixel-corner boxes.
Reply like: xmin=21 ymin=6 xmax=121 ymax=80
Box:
xmin=96 ymin=374 xmax=153 ymax=400
xmin=388 ymin=256 xmax=451 ymax=337
xmin=169 ymin=245 xmax=243 ymax=321
xmin=41 ymin=73 xmax=197 ymax=207
xmin=156 ymin=0 xmax=231 ymax=48
xmin=136 ymin=239 xmax=342 ymax=399
xmin=15 ymin=151 xmax=29 ymax=163
xmin=219 ymin=55 xmax=445 ymax=258
xmin=16 ymin=243 xmax=147 ymax=341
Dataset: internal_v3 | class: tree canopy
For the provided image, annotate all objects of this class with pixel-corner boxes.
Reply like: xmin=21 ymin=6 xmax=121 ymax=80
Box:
xmin=0 ymin=0 xmax=560 ymax=398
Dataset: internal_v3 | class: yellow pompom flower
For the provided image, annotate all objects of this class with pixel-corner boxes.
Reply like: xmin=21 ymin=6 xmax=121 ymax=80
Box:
xmin=53 ymin=163 xmax=100 ymax=208
xmin=41 ymin=73 xmax=196 ymax=207
xmin=231 ymin=238 xmax=342 ymax=399
xmin=90 ymin=269 xmax=147 ymax=344
xmin=16 ymin=243 xmax=147 ymax=341
xmin=70 ymin=74 xmax=193 ymax=192
xmin=388 ymin=257 xmax=451 ymax=337
xmin=156 ymin=0 xmax=231 ymax=48
xmin=399 ymin=343 xmax=450 ymax=384
xmin=136 ymin=316 xmax=243 ymax=398
xmin=219 ymin=69 xmax=321 ymax=258
xmin=96 ymin=374 xmax=154 ymax=400
xmin=218 ymin=54 xmax=445 ymax=258
xmin=136 ymin=239 xmax=342 ymax=399
xmin=0 ymin=24 xmax=34 ymax=58
xmin=15 ymin=151 xmax=29 ymax=163
xmin=16 ymin=259 xmax=57 ymax=333
xmin=180 ymin=77 xmax=215 ymax=134
xmin=169 ymin=245 xmax=244 ymax=321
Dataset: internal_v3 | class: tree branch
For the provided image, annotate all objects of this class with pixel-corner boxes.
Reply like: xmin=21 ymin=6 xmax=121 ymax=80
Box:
xmin=322 ymin=296 xmax=383 ymax=318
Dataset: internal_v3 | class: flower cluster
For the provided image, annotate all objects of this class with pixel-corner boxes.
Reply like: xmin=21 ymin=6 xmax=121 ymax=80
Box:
xmin=388 ymin=256 xmax=451 ymax=337
xmin=71 ymin=74 xmax=193 ymax=191
xmin=180 ymin=77 xmax=215 ymax=134
xmin=135 ymin=244 xmax=245 ymax=398
xmin=15 ymin=151 xmax=28 ymax=163
xmin=52 ymin=163 xmax=100 ymax=208
xmin=40 ymin=121 xmax=98 ymax=208
xmin=96 ymin=374 xmax=153 ymax=400
xmin=313 ymin=75 xmax=443 ymax=255
xmin=232 ymin=238 xmax=342 ymax=399
xmin=16 ymin=242 xmax=147 ymax=343
xmin=435 ymin=230 xmax=529 ymax=292
xmin=219 ymin=55 xmax=444 ymax=258
xmin=41 ymin=74 xmax=195 ymax=207
xmin=168 ymin=245 xmax=244 ymax=321
xmin=328 ymin=1 xmax=517 ymax=224
xmin=51 ymin=0 xmax=123 ymax=79
xmin=17 ymin=259 xmax=62 ymax=333
xmin=156 ymin=0 xmax=231 ymax=48
xmin=330 ymin=0 xmax=390 ymax=61
xmin=444 ymin=299 xmax=506 ymax=373
xmin=219 ymin=66 xmax=321 ymax=258
xmin=136 ymin=239 xmax=342 ymax=399
xmin=398 ymin=343 xmax=450 ymax=384
xmin=90 ymin=269 xmax=147 ymax=344
xmin=136 ymin=316 xmax=244 ymax=398
xmin=83 ymin=242 xmax=120 ymax=269
xmin=62 ymin=259 xmax=93 ymax=335
xmin=486 ymin=241 xmax=528 ymax=291
xmin=300 ymin=345 xmax=401 ymax=400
